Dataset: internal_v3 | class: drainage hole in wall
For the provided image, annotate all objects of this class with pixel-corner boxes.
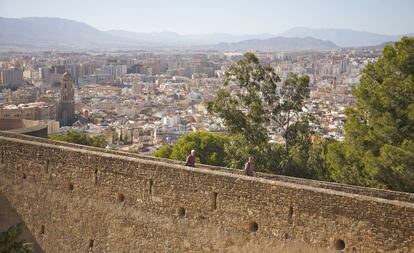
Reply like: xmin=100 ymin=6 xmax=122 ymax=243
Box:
xmin=249 ymin=221 xmax=258 ymax=232
xmin=22 ymin=173 xmax=27 ymax=180
xmin=117 ymin=193 xmax=125 ymax=203
xmin=94 ymin=169 xmax=98 ymax=185
xmin=334 ymin=239 xmax=345 ymax=251
xmin=149 ymin=179 xmax=154 ymax=195
xmin=288 ymin=206 xmax=293 ymax=224
xmin=177 ymin=207 xmax=186 ymax=217
xmin=88 ymin=239 xmax=94 ymax=249
xmin=68 ymin=182 xmax=74 ymax=191
xmin=211 ymin=192 xmax=218 ymax=210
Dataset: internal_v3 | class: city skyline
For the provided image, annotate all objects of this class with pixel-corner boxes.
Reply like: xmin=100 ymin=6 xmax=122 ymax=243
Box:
xmin=0 ymin=0 xmax=413 ymax=35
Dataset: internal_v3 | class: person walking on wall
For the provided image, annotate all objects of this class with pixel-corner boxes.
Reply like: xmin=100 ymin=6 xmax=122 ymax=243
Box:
xmin=185 ymin=149 xmax=196 ymax=167
xmin=244 ymin=156 xmax=256 ymax=177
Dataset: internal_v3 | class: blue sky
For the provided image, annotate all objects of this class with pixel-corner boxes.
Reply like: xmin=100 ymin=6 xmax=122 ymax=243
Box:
xmin=0 ymin=0 xmax=413 ymax=35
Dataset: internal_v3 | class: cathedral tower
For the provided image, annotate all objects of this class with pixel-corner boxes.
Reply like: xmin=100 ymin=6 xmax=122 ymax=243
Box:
xmin=59 ymin=72 xmax=75 ymax=126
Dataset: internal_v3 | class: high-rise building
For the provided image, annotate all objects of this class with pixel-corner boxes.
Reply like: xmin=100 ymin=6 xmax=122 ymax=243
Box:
xmin=39 ymin=67 xmax=49 ymax=82
xmin=51 ymin=65 xmax=66 ymax=75
xmin=58 ymin=72 xmax=75 ymax=126
xmin=109 ymin=64 xmax=127 ymax=80
xmin=68 ymin=65 xmax=80 ymax=87
xmin=127 ymin=64 xmax=143 ymax=74
xmin=0 ymin=67 xmax=24 ymax=90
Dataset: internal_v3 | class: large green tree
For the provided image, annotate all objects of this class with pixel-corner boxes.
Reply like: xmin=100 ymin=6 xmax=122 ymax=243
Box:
xmin=154 ymin=131 xmax=229 ymax=167
xmin=207 ymin=52 xmax=313 ymax=174
xmin=327 ymin=37 xmax=414 ymax=192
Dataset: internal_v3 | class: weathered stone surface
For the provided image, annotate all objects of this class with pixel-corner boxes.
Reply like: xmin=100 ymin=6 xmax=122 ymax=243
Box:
xmin=0 ymin=131 xmax=413 ymax=252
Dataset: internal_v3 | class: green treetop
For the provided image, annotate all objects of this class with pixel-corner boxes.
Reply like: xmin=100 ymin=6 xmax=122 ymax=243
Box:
xmin=327 ymin=37 xmax=414 ymax=192
xmin=48 ymin=131 xmax=108 ymax=148
xmin=207 ymin=52 xmax=314 ymax=174
xmin=154 ymin=131 xmax=229 ymax=167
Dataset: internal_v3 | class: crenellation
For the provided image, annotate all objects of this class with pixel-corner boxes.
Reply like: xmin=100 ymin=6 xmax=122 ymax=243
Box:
xmin=2 ymin=130 xmax=414 ymax=203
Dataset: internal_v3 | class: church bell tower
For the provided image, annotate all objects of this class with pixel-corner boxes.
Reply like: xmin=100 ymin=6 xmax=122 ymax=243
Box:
xmin=59 ymin=72 xmax=75 ymax=126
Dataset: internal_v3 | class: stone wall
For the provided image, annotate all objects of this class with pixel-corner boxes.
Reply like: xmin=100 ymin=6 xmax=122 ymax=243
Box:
xmin=0 ymin=193 xmax=44 ymax=253
xmin=0 ymin=119 xmax=48 ymax=138
xmin=1 ymin=130 xmax=413 ymax=203
xmin=0 ymin=132 xmax=413 ymax=252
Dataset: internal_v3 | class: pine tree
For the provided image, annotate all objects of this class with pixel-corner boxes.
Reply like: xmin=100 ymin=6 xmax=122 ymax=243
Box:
xmin=327 ymin=37 xmax=414 ymax=192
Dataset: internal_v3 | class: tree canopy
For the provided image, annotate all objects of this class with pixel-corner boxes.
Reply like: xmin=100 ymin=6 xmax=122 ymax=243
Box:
xmin=327 ymin=37 xmax=414 ymax=192
xmin=49 ymin=131 xmax=108 ymax=148
xmin=207 ymin=52 xmax=315 ymax=175
xmin=153 ymin=145 xmax=173 ymax=159
xmin=154 ymin=131 xmax=229 ymax=167
xmin=153 ymin=38 xmax=414 ymax=193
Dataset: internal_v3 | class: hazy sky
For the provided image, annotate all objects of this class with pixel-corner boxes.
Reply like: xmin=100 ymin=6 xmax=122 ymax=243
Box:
xmin=1 ymin=0 xmax=413 ymax=35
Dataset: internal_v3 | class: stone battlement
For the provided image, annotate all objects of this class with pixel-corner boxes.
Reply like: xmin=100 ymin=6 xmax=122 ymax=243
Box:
xmin=0 ymin=131 xmax=413 ymax=252
xmin=1 ymin=131 xmax=413 ymax=203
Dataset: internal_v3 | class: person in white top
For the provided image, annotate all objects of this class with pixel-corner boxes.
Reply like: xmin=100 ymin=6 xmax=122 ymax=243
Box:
xmin=244 ymin=156 xmax=256 ymax=177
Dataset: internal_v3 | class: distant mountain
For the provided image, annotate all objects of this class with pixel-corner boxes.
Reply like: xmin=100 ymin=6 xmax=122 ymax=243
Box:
xmin=106 ymin=30 xmax=185 ymax=45
xmin=107 ymin=30 xmax=275 ymax=45
xmin=0 ymin=17 xmax=164 ymax=49
xmin=0 ymin=17 xmax=276 ymax=50
xmin=1 ymin=17 xmax=412 ymax=51
xmin=211 ymin=36 xmax=338 ymax=52
xmin=279 ymin=27 xmax=413 ymax=47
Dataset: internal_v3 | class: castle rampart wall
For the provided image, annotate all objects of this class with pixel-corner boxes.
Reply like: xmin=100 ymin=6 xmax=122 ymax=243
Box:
xmin=0 ymin=132 xmax=413 ymax=252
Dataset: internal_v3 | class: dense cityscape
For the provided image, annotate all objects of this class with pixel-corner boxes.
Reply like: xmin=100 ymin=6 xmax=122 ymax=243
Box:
xmin=0 ymin=48 xmax=381 ymax=154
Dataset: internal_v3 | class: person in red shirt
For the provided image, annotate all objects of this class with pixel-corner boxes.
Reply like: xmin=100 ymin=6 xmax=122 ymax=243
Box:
xmin=185 ymin=149 xmax=196 ymax=167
